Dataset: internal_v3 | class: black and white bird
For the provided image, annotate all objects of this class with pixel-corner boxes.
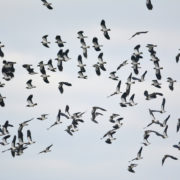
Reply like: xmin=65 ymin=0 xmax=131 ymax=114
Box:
xmin=144 ymin=90 xmax=163 ymax=100
xmin=92 ymin=37 xmax=102 ymax=51
xmin=26 ymin=95 xmax=37 ymax=107
xmin=18 ymin=118 xmax=34 ymax=132
xmin=41 ymin=74 xmax=50 ymax=83
xmin=120 ymin=92 xmax=128 ymax=107
xmin=77 ymin=31 xmax=88 ymax=40
xmin=77 ymin=55 xmax=86 ymax=72
xmin=0 ymin=94 xmax=6 ymax=107
xmin=58 ymin=82 xmax=72 ymax=94
xmin=132 ymin=71 xmax=147 ymax=82
xmin=101 ymin=129 xmax=116 ymax=143
xmin=26 ymin=130 xmax=35 ymax=145
xmin=100 ymin=19 xmax=110 ymax=40
xmin=152 ymin=80 xmax=161 ymax=88
xmin=78 ymin=71 xmax=87 ymax=79
xmin=46 ymin=59 xmax=56 ymax=72
xmin=129 ymin=31 xmax=148 ymax=40
xmin=167 ymin=77 xmax=176 ymax=91
xmin=41 ymin=35 xmax=50 ymax=48
xmin=80 ymin=39 xmax=90 ymax=58
xmin=129 ymin=147 xmax=143 ymax=162
xmin=22 ymin=64 xmax=38 ymax=75
xmin=173 ymin=142 xmax=180 ymax=150
xmin=91 ymin=106 xmax=106 ymax=123
xmin=162 ymin=155 xmax=178 ymax=166
xmin=128 ymin=163 xmax=138 ymax=173
xmin=116 ymin=60 xmax=128 ymax=71
xmin=0 ymin=135 xmax=11 ymax=146
xmin=93 ymin=63 xmax=101 ymax=76
xmin=108 ymin=80 xmax=121 ymax=97
xmin=26 ymin=79 xmax=36 ymax=89
xmin=146 ymin=0 xmax=153 ymax=10
xmin=109 ymin=71 xmax=118 ymax=81
xmin=39 ymin=144 xmax=53 ymax=154
xmin=41 ymin=0 xmax=53 ymax=10
xmin=0 ymin=42 xmax=5 ymax=58
xmin=97 ymin=53 xmax=107 ymax=71
xmin=37 ymin=114 xmax=48 ymax=121
xmin=127 ymin=94 xmax=138 ymax=106
xmin=55 ymin=35 xmax=66 ymax=47
xmin=175 ymin=50 xmax=180 ymax=63
xmin=0 ymin=82 xmax=5 ymax=88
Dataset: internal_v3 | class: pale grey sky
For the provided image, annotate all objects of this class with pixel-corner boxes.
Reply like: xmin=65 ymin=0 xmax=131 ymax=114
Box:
xmin=0 ymin=1 xmax=180 ymax=180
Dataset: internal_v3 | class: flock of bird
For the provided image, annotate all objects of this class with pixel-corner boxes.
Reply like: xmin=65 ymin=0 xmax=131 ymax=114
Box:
xmin=0 ymin=0 xmax=179 ymax=175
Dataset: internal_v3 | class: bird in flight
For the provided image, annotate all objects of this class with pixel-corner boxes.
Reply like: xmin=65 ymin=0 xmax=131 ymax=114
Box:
xmin=100 ymin=19 xmax=110 ymax=40
xmin=41 ymin=0 xmax=53 ymax=10
xmin=146 ymin=0 xmax=153 ymax=10
xmin=39 ymin=144 xmax=53 ymax=154
xmin=129 ymin=31 xmax=148 ymax=40
xmin=162 ymin=155 xmax=178 ymax=166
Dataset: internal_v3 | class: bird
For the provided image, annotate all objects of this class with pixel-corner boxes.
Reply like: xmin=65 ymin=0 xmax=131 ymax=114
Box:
xmin=97 ymin=53 xmax=107 ymax=71
xmin=46 ymin=59 xmax=56 ymax=72
xmin=127 ymin=94 xmax=138 ymax=106
xmin=101 ymin=129 xmax=116 ymax=141
xmin=129 ymin=147 xmax=143 ymax=162
xmin=22 ymin=64 xmax=38 ymax=75
xmin=41 ymin=0 xmax=53 ymax=10
xmin=93 ymin=63 xmax=101 ymax=76
xmin=129 ymin=31 xmax=148 ymax=40
xmin=26 ymin=130 xmax=35 ymax=145
xmin=162 ymin=155 xmax=178 ymax=166
xmin=144 ymin=90 xmax=163 ymax=100
xmin=77 ymin=55 xmax=86 ymax=72
xmin=0 ymin=42 xmax=5 ymax=58
xmin=128 ymin=163 xmax=138 ymax=173
xmin=107 ymin=80 xmax=121 ymax=97
xmin=132 ymin=71 xmax=147 ymax=82
xmin=100 ymin=19 xmax=110 ymax=40
xmin=38 ymin=61 xmax=47 ymax=75
xmin=146 ymin=0 xmax=153 ymax=10
xmin=0 ymin=135 xmax=11 ymax=146
xmin=109 ymin=71 xmax=118 ymax=80
xmin=151 ymin=80 xmax=161 ymax=88
xmin=55 ymin=35 xmax=66 ymax=47
xmin=78 ymin=71 xmax=87 ymax=79
xmin=41 ymin=74 xmax=50 ymax=83
xmin=91 ymin=106 xmax=106 ymax=123
xmin=18 ymin=118 xmax=34 ymax=132
xmin=26 ymin=95 xmax=37 ymax=107
xmin=173 ymin=142 xmax=180 ymax=150
xmin=41 ymin=35 xmax=50 ymax=48
xmin=176 ymin=118 xmax=180 ymax=132
xmin=39 ymin=144 xmax=53 ymax=154
xmin=167 ymin=77 xmax=176 ymax=91
xmin=26 ymin=79 xmax=36 ymax=89
xmin=92 ymin=37 xmax=102 ymax=51
xmin=37 ymin=114 xmax=48 ymax=121
xmin=58 ymin=82 xmax=72 ymax=94
xmin=77 ymin=31 xmax=88 ymax=40
xmin=0 ymin=94 xmax=6 ymax=107
xmin=175 ymin=50 xmax=180 ymax=63
xmin=120 ymin=92 xmax=128 ymax=107
xmin=116 ymin=60 xmax=128 ymax=71
xmin=80 ymin=39 xmax=90 ymax=58
xmin=0 ymin=82 xmax=5 ymax=88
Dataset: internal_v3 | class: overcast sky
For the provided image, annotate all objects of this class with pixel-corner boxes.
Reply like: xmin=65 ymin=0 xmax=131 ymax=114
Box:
xmin=0 ymin=0 xmax=180 ymax=180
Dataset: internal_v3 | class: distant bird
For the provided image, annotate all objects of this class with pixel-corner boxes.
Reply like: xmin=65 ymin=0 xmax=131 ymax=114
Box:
xmin=127 ymin=94 xmax=138 ymax=106
xmin=152 ymin=80 xmax=161 ymax=88
xmin=116 ymin=60 xmax=128 ymax=71
xmin=41 ymin=0 xmax=53 ymax=10
xmin=78 ymin=71 xmax=87 ymax=79
xmin=55 ymin=35 xmax=66 ymax=47
xmin=0 ymin=135 xmax=11 ymax=146
xmin=146 ymin=0 xmax=153 ymax=10
xmin=101 ymin=129 xmax=116 ymax=141
xmin=39 ymin=144 xmax=53 ymax=154
xmin=91 ymin=106 xmax=106 ymax=123
xmin=109 ymin=71 xmax=118 ymax=81
xmin=92 ymin=37 xmax=102 ymax=51
xmin=97 ymin=53 xmax=107 ymax=71
xmin=176 ymin=118 xmax=180 ymax=132
xmin=149 ymin=126 xmax=168 ymax=139
xmin=0 ymin=42 xmax=5 ymax=58
xmin=37 ymin=114 xmax=48 ymax=121
xmin=109 ymin=113 xmax=120 ymax=123
xmin=0 ymin=94 xmax=6 ymax=107
xmin=129 ymin=31 xmax=148 ymax=40
xmin=41 ymin=74 xmax=50 ymax=83
xmin=65 ymin=125 xmax=74 ymax=136
xmin=144 ymin=90 xmax=163 ymax=100
xmin=129 ymin=147 xmax=143 ymax=162
xmin=173 ymin=142 xmax=180 ymax=150
xmin=77 ymin=31 xmax=87 ymax=40
xmin=162 ymin=155 xmax=178 ymax=166
xmin=77 ymin=55 xmax=86 ymax=72
xmin=46 ymin=59 xmax=56 ymax=72
xmin=26 ymin=95 xmax=37 ymax=107
xmin=58 ymin=82 xmax=72 ymax=94
xmin=108 ymin=80 xmax=121 ymax=97
xmin=132 ymin=71 xmax=147 ymax=82
xmin=26 ymin=130 xmax=35 ymax=145
xmin=167 ymin=77 xmax=176 ymax=91
xmin=80 ymin=39 xmax=90 ymax=58
xmin=26 ymin=79 xmax=36 ymax=89
xmin=175 ymin=50 xmax=180 ymax=63
xmin=41 ymin=35 xmax=50 ymax=48
xmin=93 ymin=63 xmax=101 ymax=76
xmin=128 ymin=163 xmax=138 ymax=173
xmin=120 ymin=92 xmax=128 ymax=107
xmin=18 ymin=118 xmax=34 ymax=132
xmin=22 ymin=64 xmax=38 ymax=75
xmin=38 ymin=61 xmax=47 ymax=75
xmin=100 ymin=19 xmax=110 ymax=40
